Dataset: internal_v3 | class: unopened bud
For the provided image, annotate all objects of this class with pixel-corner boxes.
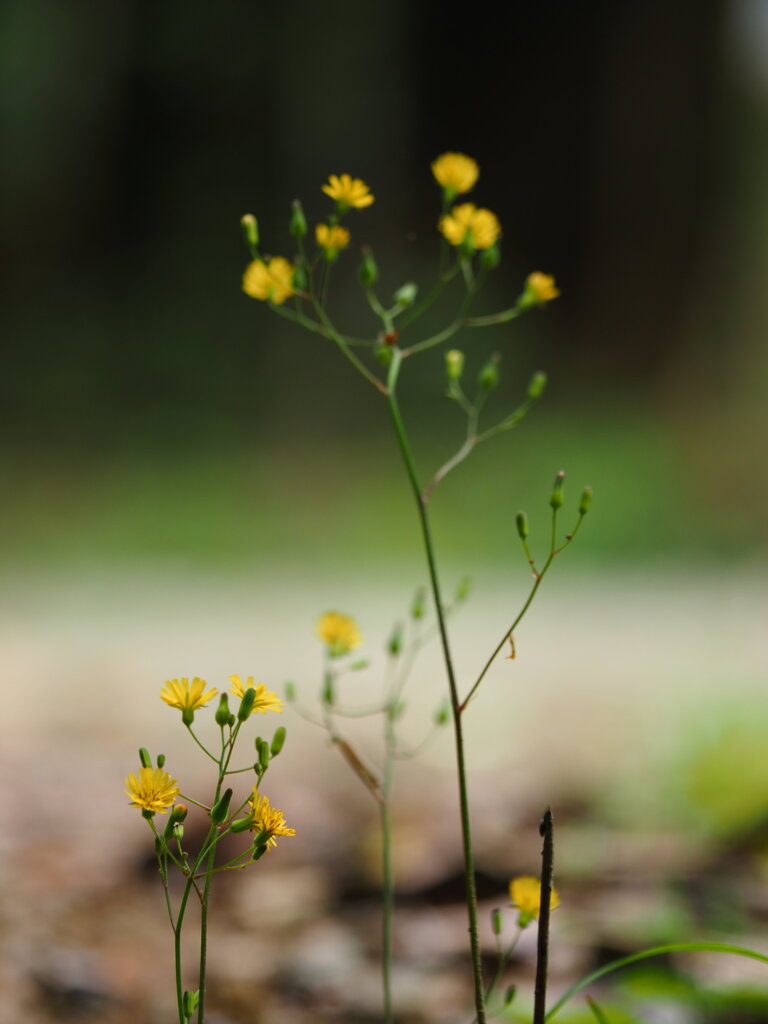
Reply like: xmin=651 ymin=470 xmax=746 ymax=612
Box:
xmin=516 ymin=511 xmax=528 ymax=541
xmin=252 ymin=843 xmax=269 ymax=861
xmin=455 ymin=576 xmax=472 ymax=602
xmin=445 ymin=349 xmax=465 ymax=382
xmin=527 ymin=371 xmax=547 ymax=401
xmin=374 ymin=343 xmax=394 ymax=367
xmin=139 ymin=747 xmax=152 ymax=768
xmin=322 ymin=672 xmax=335 ymax=706
xmin=157 ymin=753 xmax=166 ymax=768
xmin=387 ymin=623 xmax=403 ymax=656
xmin=478 ymin=354 xmax=500 ymax=391
xmin=292 ymin=264 xmax=307 ymax=292
xmin=270 ymin=726 xmax=286 ymax=757
xmin=237 ymin=686 xmax=256 ymax=721
xmin=504 ymin=985 xmax=517 ymax=1007
xmin=579 ymin=485 xmax=593 ymax=516
xmin=171 ymin=804 xmax=188 ymax=824
xmin=240 ymin=214 xmax=259 ymax=250
xmin=257 ymin=738 xmax=270 ymax=771
xmin=289 ymin=200 xmax=307 ymax=239
xmin=411 ymin=586 xmax=427 ymax=620
xmin=434 ymin=700 xmax=450 ymax=725
xmin=394 ymin=281 xmax=417 ymax=308
xmin=183 ymin=990 xmax=200 ymax=1019
xmin=549 ymin=471 xmax=565 ymax=511
xmin=480 ymin=242 xmax=501 ymax=271
xmin=285 ymin=681 xmax=296 ymax=702
xmin=230 ymin=815 xmax=252 ymax=834
xmin=349 ymin=659 xmax=369 ymax=671
xmin=215 ymin=693 xmax=232 ymax=727
xmin=491 ymin=908 xmax=503 ymax=935
xmin=359 ymin=247 xmax=379 ymax=287
xmin=211 ymin=788 xmax=233 ymax=825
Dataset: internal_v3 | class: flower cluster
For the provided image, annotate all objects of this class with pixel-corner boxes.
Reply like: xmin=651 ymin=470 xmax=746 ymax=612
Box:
xmin=316 ymin=610 xmax=362 ymax=657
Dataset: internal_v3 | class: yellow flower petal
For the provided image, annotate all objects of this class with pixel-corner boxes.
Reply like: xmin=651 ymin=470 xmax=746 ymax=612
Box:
xmin=242 ymin=257 xmax=295 ymax=304
xmin=439 ymin=203 xmax=500 ymax=250
xmin=431 ymin=152 xmax=479 ymax=195
xmin=316 ymin=611 xmax=362 ymax=656
xmin=125 ymin=766 xmax=180 ymax=814
xmin=321 ymin=173 xmax=374 ymax=210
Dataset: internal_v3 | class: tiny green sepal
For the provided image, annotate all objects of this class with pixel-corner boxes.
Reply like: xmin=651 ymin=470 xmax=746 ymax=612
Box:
xmin=579 ymin=485 xmax=593 ymax=516
xmin=480 ymin=242 xmax=501 ymax=271
xmin=270 ymin=726 xmax=286 ymax=757
xmin=549 ymin=470 xmax=565 ymax=510
xmin=142 ymin=808 xmax=155 ymax=820
xmin=491 ymin=907 xmax=502 ymax=935
xmin=181 ymin=707 xmax=195 ymax=726
xmin=527 ymin=370 xmax=547 ymax=400
xmin=240 ymin=213 xmax=259 ymax=250
xmin=138 ymin=747 xmax=152 ymax=768
xmin=238 ymin=686 xmax=257 ymax=721
xmin=211 ymin=788 xmax=233 ymax=825
xmin=394 ymin=281 xmax=418 ymax=308
xmin=359 ymin=246 xmax=378 ymax=287
xmin=478 ymin=354 xmax=501 ymax=391
xmin=289 ymin=199 xmax=307 ymax=239
xmin=215 ymin=693 xmax=232 ymax=726
xmin=516 ymin=511 xmax=529 ymax=541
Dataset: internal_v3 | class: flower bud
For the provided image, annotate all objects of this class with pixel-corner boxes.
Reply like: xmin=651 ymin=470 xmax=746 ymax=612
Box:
xmin=139 ymin=747 xmax=152 ymax=768
xmin=434 ymin=700 xmax=450 ymax=725
xmin=579 ymin=485 xmax=593 ymax=516
xmin=374 ymin=343 xmax=394 ymax=367
xmin=504 ymin=985 xmax=517 ymax=1007
xmin=230 ymin=815 xmax=252 ymax=834
xmin=411 ymin=586 xmax=426 ymax=619
xmin=527 ymin=371 xmax=547 ymax=401
xmin=156 ymin=753 xmax=166 ymax=768
xmin=285 ymin=681 xmax=296 ymax=702
xmin=257 ymin=738 xmax=270 ymax=771
xmin=252 ymin=843 xmax=269 ymax=861
xmin=387 ymin=623 xmax=403 ymax=656
xmin=359 ymin=247 xmax=379 ymax=287
xmin=491 ymin=908 xmax=503 ymax=935
xmin=211 ymin=788 xmax=233 ymax=825
xmin=237 ymin=686 xmax=257 ymax=721
xmin=394 ymin=282 xmax=418 ymax=308
xmin=477 ymin=354 xmax=500 ymax=391
xmin=516 ymin=511 xmax=528 ymax=541
xmin=549 ymin=471 xmax=565 ymax=511
xmin=171 ymin=804 xmax=188 ymax=824
xmin=240 ymin=214 xmax=259 ymax=250
xmin=292 ymin=264 xmax=307 ymax=293
xmin=445 ymin=349 xmax=465 ymax=382
xmin=349 ymin=659 xmax=369 ymax=671
xmin=183 ymin=989 xmax=200 ymax=1018
xmin=390 ymin=700 xmax=406 ymax=720
xmin=455 ymin=576 xmax=472 ymax=602
xmin=289 ymin=199 xmax=307 ymax=239
xmin=480 ymin=242 xmax=501 ymax=271
xmin=518 ymin=271 xmax=560 ymax=309
xmin=215 ymin=693 xmax=232 ymax=727
xmin=322 ymin=673 xmax=335 ymax=706
xmin=270 ymin=726 xmax=286 ymax=757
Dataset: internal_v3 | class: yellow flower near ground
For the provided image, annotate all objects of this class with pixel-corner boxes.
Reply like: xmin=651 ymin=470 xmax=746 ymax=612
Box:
xmin=508 ymin=875 xmax=561 ymax=927
xmin=316 ymin=611 xmax=362 ymax=657
xmin=524 ymin=272 xmax=560 ymax=304
xmin=242 ymin=257 xmax=295 ymax=304
xmin=125 ymin=766 xmax=180 ymax=814
xmin=321 ymin=173 xmax=374 ymax=210
xmin=160 ymin=677 xmax=218 ymax=715
xmin=248 ymin=788 xmax=296 ymax=849
xmin=431 ymin=152 xmax=479 ymax=195
xmin=228 ymin=675 xmax=285 ymax=714
xmin=315 ymin=223 xmax=351 ymax=254
xmin=439 ymin=203 xmax=500 ymax=250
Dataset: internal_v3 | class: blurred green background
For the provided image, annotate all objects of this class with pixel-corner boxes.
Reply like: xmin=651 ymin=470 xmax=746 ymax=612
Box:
xmin=2 ymin=3 xmax=768 ymax=1022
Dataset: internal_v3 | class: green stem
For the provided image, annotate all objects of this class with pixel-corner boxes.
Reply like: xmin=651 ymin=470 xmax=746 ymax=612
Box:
xmin=312 ymin=301 xmax=388 ymax=393
xmin=380 ymin=704 xmax=396 ymax=1024
xmin=533 ymin=809 xmax=554 ymax=1024
xmin=386 ymin=349 xmax=487 ymax=1024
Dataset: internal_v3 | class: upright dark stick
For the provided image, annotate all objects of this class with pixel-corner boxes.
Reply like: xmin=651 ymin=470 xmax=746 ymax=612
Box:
xmin=533 ymin=807 xmax=554 ymax=1024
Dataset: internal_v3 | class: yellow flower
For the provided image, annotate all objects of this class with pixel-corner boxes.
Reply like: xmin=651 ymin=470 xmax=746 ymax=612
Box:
xmin=160 ymin=677 xmax=218 ymax=723
xmin=125 ymin=766 xmax=180 ymax=815
xmin=509 ymin=875 xmax=561 ymax=928
xmin=242 ymin=256 xmax=295 ymax=304
xmin=431 ymin=152 xmax=479 ymax=196
xmin=228 ymin=675 xmax=285 ymax=714
xmin=316 ymin=611 xmax=362 ymax=657
xmin=248 ymin=788 xmax=296 ymax=849
xmin=315 ymin=223 xmax=351 ymax=257
xmin=439 ymin=203 xmax=500 ymax=251
xmin=521 ymin=271 xmax=560 ymax=306
xmin=321 ymin=173 xmax=374 ymax=211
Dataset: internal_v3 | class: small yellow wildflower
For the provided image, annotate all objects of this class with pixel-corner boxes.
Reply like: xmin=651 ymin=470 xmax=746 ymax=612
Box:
xmin=125 ymin=766 xmax=180 ymax=815
xmin=160 ymin=677 xmax=218 ymax=722
xmin=242 ymin=256 xmax=295 ymax=304
xmin=321 ymin=173 xmax=374 ymax=211
xmin=431 ymin=152 xmax=479 ymax=196
xmin=315 ymin=223 xmax=351 ymax=257
xmin=521 ymin=271 xmax=560 ymax=306
xmin=439 ymin=203 xmax=500 ymax=251
xmin=248 ymin=788 xmax=296 ymax=849
xmin=509 ymin=875 xmax=561 ymax=928
xmin=228 ymin=675 xmax=285 ymax=714
xmin=316 ymin=611 xmax=362 ymax=657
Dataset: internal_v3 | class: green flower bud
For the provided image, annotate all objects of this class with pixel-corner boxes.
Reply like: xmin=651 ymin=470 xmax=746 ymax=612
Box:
xmin=516 ymin=511 xmax=528 ymax=541
xmin=252 ymin=842 xmax=269 ymax=861
xmin=579 ymin=485 xmax=593 ymax=516
xmin=455 ymin=576 xmax=472 ymax=602
xmin=390 ymin=700 xmax=406 ymax=721
xmin=285 ymin=681 xmax=296 ymax=702
xmin=270 ymin=726 xmax=286 ymax=757
xmin=257 ymin=738 xmax=270 ymax=771
xmin=156 ymin=753 xmax=166 ymax=768
xmin=504 ymin=985 xmax=517 ymax=1007
xmin=549 ymin=471 xmax=565 ymax=511
xmin=292 ymin=264 xmax=307 ymax=293
xmin=349 ymin=659 xmax=370 ymax=671
xmin=527 ymin=371 xmax=547 ymax=401
xmin=211 ymin=788 xmax=233 ymax=825
xmin=172 ymin=822 xmax=184 ymax=842
xmin=491 ymin=908 xmax=503 ymax=935
xmin=374 ymin=343 xmax=394 ymax=367
xmin=171 ymin=804 xmax=188 ymax=824
xmin=411 ymin=586 xmax=426 ymax=619
xmin=215 ymin=693 xmax=232 ymax=727
xmin=387 ymin=623 xmax=403 ymax=656
xmin=445 ymin=349 xmax=465 ymax=381
xmin=322 ymin=673 xmax=335 ymax=706
xmin=289 ymin=199 xmax=307 ymax=239
xmin=394 ymin=281 xmax=418 ymax=308
xmin=480 ymin=242 xmax=501 ymax=271
xmin=434 ymin=700 xmax=450 ymax=725
xmin=240 ymin=213 xmax=259 ymax=250
xmin=183 ymin=989 xmax=200 ymax=1019
xmin=477 ymin=354 xmax=501 ymax=391
xmin=139 ymin=747 xmax=152 ymax=768
xmin=237 ymin=686 xmax=257 ymax=721
xmin=359 ymin=246 xmax=379 ymax=287
xmin=230 ymin=815 xmax=252 ymax=834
